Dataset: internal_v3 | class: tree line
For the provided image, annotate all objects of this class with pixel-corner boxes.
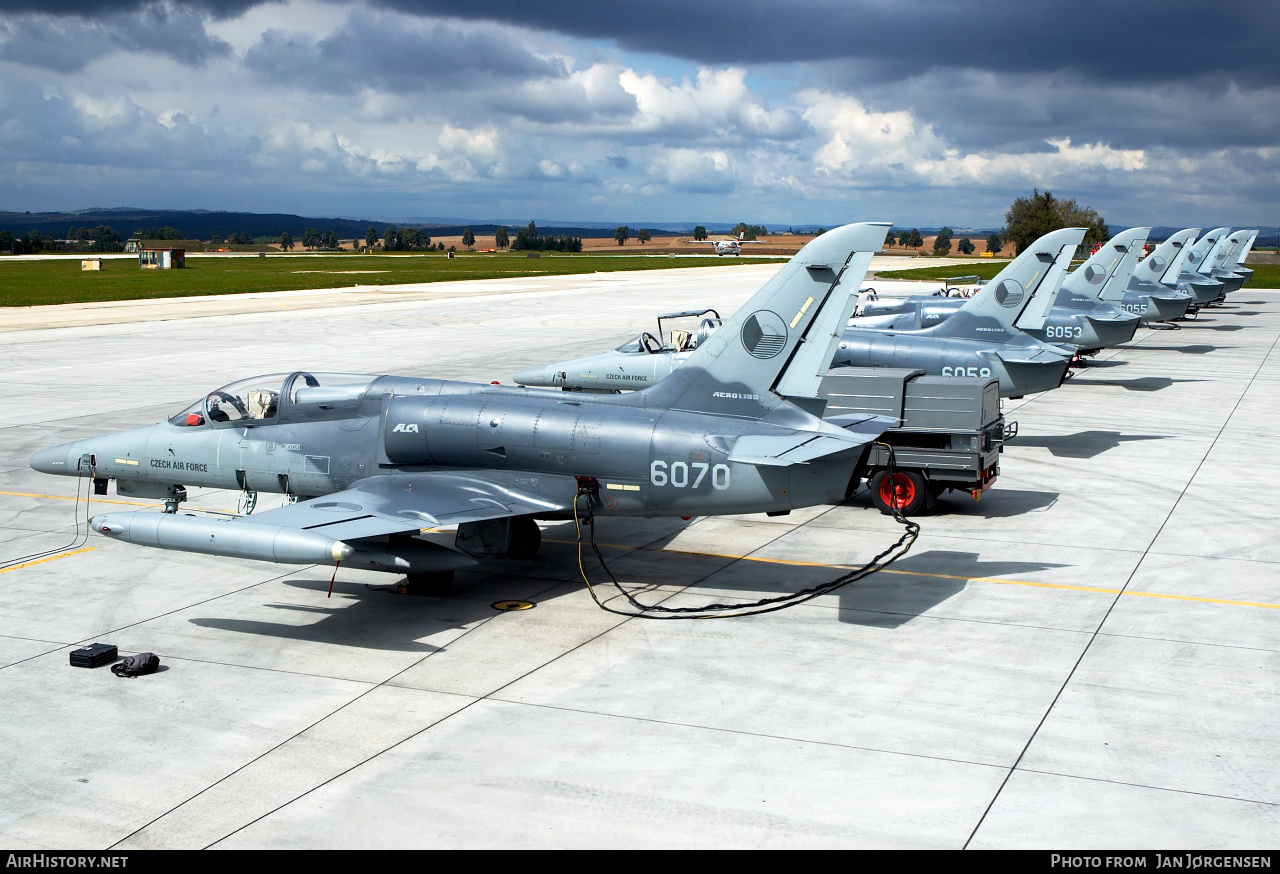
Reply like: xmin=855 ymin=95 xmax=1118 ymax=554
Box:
xmin=0 ymin=225 xmax=124 ymax=253
xmin=882 ymin=190 xmax=1108 ymax=257
xmin=512 ymin=222 xmax=583 ymax=252
xmin=0 ymin=193 xmax=1111 ymax=258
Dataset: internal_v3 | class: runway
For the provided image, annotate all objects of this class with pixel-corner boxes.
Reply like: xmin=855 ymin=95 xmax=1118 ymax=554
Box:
xmin=0 ymin=263 xmax=1277 ymax=848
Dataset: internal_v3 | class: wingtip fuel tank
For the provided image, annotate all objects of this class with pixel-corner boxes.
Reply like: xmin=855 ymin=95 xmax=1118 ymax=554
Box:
xmin=91 ymin=512 xmax=355 ymax=565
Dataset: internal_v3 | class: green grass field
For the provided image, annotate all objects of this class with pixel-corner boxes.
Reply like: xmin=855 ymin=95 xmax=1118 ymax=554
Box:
xmin=875 ymin=262 xmax=1280 ymax=288
xmin=874 ymin=263 xmax=1015 ymax=282
xmin=0 ymin=253 xmax=786 ymax=308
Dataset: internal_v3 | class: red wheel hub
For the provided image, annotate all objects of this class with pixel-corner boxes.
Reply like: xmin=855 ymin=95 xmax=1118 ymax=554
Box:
xmin=878 ymin=473 xmax=916 ymax=509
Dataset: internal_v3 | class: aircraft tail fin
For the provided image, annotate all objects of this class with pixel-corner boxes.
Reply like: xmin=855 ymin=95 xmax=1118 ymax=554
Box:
xmin=1216 ymin=231 xmax=1251 ymax=272
xmin=925 ymin=227 xmax=1085 ymax=338
xmin=1236 ymin=230 xmax=1258 ymax=266
xmin=1063 ymin=227 xmax=1150 ymax=302
xmin=634 ymin=222 xmax=891 ymax=417
xmin=1184 ymin=228 xmax=1230 ymax=276
xmin=1132 ymin=228 xmax=1199 ymax=287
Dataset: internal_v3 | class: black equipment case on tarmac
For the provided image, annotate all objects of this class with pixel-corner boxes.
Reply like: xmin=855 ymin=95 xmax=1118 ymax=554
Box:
xmin=69 ymin=643 xmax=119 ymax=668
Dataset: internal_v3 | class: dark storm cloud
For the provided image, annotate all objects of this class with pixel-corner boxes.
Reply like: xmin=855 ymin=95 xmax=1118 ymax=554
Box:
xmin=243 ymin=12 xmax=564 ymax=93
xmin=0 ymin=4 xmax=232 ymax=72
xmin=842 ymin=67 xmax=1280 ymax=152
xmin=375 ymin=0 xmax=1280 ymax=86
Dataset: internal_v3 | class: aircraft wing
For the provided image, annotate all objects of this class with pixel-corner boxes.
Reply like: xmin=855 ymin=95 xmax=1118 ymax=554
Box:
xmin=88 ymin=472 xmax=568 ymax=569
xmin=239 ymin=472 xmax=567 ymax=541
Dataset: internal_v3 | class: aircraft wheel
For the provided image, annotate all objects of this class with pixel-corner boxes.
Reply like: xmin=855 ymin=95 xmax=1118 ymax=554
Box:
xmin=870 ymin=469 xmax=929 ymax=516
xmin=398 ymin=570 xmax=453 ymax=595
xmin=509 ymin=517 xmax=542 ymax=559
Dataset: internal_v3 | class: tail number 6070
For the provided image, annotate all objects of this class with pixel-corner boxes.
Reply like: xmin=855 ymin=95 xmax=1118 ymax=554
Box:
xmin=651 ymin=460 xmax=730 ymax=490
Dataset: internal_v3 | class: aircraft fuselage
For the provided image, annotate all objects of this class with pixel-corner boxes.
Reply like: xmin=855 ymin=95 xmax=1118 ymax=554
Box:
xmin=31 ymin=373 xmax=873 ymax=520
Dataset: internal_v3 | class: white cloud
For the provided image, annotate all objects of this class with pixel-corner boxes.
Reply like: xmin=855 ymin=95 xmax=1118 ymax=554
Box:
xmin=657 ymin=148 xmax=737 ymax=194
xmin=620 ymin=66 xmax=806 ymax=140
xmin=496 ymin=63 xmax=637 ymax=122
xmin=802 ymin=91 xmax=1147 ymax=190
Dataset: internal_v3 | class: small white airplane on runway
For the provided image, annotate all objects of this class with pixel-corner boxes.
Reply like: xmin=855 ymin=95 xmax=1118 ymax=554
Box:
xmin=699 ymin=232 xmax=760 ymax=256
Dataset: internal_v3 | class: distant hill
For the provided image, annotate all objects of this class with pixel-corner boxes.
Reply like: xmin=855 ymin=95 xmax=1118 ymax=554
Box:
xmin=2 ymin=209 xmax=1272 ymax=246
xmin=0 ymin=208 xmax=380 ymax=241
xmin=0 ymin=208 xmax=686 ymax=241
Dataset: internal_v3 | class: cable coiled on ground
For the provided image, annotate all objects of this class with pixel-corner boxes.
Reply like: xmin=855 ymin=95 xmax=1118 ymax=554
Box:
xmin=574 ymin=441 xmax=920 ymax=619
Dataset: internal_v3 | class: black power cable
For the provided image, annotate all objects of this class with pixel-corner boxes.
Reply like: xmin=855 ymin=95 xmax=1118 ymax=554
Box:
xmin=574 ymin=442 xmax=920 ymax=619
xmin=1 ymin=456 xmax=94 ymax=571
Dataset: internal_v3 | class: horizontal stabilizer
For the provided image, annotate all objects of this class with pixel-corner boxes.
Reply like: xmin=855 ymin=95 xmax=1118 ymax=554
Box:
xmin=727 ymin=415 xmax=889 ymax=466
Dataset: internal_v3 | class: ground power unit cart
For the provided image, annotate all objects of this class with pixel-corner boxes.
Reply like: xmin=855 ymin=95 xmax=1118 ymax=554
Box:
xmin=819 ymin=368 xmax=1008 ymax=515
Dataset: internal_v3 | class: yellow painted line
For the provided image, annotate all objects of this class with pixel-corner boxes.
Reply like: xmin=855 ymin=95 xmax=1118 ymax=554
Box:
xmin=0 ymin=490 xmax=154 ymax=508
xmin=0 ymin=547 xmax=96 ymax=576
xmin=547 ymin=539 xmax=1280 ymax=611
xmin=8 ymin=493 xmax=1271 ymax=612
xmin=0 ymin=490 xmax=228 ymax=514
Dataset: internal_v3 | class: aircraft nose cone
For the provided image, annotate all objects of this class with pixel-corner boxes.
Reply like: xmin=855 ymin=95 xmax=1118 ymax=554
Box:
xmin=30 ymin=444 xmax=76 ymax=476
xmin=513 ymin=366 xmax=554 ymax=387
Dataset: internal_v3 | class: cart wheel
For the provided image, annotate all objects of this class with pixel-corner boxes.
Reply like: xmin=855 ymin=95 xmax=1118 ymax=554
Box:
xmin=397 ymin=571 xmax=453 ymax=595
xmin=870 ymin=469 xmax=929 ymax=516
xmin=509 ymin=516 xmax=542 ymax=558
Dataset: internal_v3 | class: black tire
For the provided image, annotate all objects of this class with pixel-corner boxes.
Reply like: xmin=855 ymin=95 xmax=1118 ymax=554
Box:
xmin=869 ymin=469 xmax=930 ymax=516
xmin=400 ymin=570 xmax=454 ymax=595
xmin=509 ymin=517 xmax=542 ymax=559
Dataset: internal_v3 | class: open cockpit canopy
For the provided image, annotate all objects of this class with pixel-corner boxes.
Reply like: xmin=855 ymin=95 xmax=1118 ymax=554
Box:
xmin=168 ymin=372 xmax=376 ymax=427
xmin=612 ymin=309 xmax=724 ymax=355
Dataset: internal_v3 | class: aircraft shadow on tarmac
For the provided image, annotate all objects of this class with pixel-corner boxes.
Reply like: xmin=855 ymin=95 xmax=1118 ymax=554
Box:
xmin=835 ymin=550 xmax=1070 ymax=628
xmin=1066 ymin=376 xmax=1205 ymax=392
xmin=1138 ymin=344 xmax=1224 ymax=354
xmin=1010 ymin=430 xmax=1169 ymax=459
xmin=187 ymin=574 xmax=514 ymax=651
xmin=934 ymin=487 xmax=1060 ymax=517
xmin=183 ymin=524 xmax=1074 ymax=638
xmin=1181 ymin=322 xmax=1249 ymax=332
xmin=601 ymin=539 xmax=1070 ymax=629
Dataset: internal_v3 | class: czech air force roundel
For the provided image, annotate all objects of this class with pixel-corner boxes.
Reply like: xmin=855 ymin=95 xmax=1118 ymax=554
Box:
xmin=740 ymin=311 xmax=788 ymax=358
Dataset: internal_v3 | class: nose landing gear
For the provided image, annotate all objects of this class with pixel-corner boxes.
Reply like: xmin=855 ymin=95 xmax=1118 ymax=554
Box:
xmin=162 ymin=485 xmax=188 ymax=514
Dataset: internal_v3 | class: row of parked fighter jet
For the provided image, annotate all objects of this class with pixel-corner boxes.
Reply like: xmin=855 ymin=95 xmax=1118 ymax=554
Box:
xmin=26 ymin=221 xmax=1257 ymax=585
xmin=513 ymin=226 xmax=1260 ymax=399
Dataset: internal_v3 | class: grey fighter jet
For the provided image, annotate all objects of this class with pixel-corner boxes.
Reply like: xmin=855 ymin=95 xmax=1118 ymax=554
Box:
xmin=1204 ymin=230 xmax=1254 ymax=292
xmin=517 ymin=228 xmax=1077 ymax=400
xmin=31 ymin=223 xmax=899 ymax=587
xmin=1176 ymin=228 xmax=1231 ymax=302
xmin=1126 ymin=228 xmax=1214 ymax=310
xmin=837 ymin=227 xmax=1083 ymax=395
xmin=1065 ymin=228 xmax=1189 ymax=324
xmin=857 ymin=227 xmax=1140 ymax=354
xmin=1233 ymin=230 xmax=1258 ymax=283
